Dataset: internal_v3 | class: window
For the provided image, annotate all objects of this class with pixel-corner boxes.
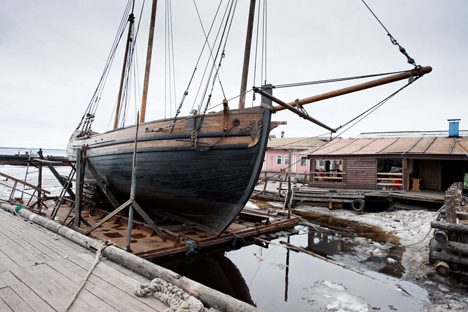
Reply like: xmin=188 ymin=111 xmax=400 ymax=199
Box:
xmin=313 ymin=159 xmax=344 ymax=183
xmin=276 ymin=155 xmax=282 ymax=165
xmin=377 ymin=159 xmax=403 ymax=190
xmin=284 ymin=154 xmax=290 ymax=166
xmin=300 ymin=156 xmax=307 ymax=167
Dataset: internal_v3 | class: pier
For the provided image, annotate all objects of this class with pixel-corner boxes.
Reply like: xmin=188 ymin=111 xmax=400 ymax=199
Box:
xmin=0 ymin=202 xmax=264 ymax=311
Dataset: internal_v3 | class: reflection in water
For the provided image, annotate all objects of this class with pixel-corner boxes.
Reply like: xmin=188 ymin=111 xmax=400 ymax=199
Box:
xmin=284 ymin=236 xmax=290 ymax=302
xmin=157 ymin=252 xmax=255 ymax=306
xmin=157 ymin=212 xmax=427 ymax=312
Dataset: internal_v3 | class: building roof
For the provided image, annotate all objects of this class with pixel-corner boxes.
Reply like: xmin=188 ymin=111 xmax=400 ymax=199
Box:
xmin=358 ymin=130 xmax=468 ymax=138
xmin=303 ymin=137 xmax=468 ymax=156
xmin=267 ymin=137 xmax=328 ymax=150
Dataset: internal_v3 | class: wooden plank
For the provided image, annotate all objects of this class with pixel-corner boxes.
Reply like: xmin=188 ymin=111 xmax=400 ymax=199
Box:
xmin=52 ymin=255 xmax=166 ymax=311
xmin=0 ymin=297 xmax=13 ymax=312
xmin=1 ymin=219 xmax=84 ymax=257
xmin=0 ymin=232 xmax=50 ymax=268
xmin=0 ymin=220 xmax=65 ymax=262
xmin=0 ymin=286 xmax=35 ymax=312
xmin=9 ymin=263 xmax=110 ymax=311
xmin=0 ymin=250 xmax=20 ymax=273
xmin=49 ymin=259 xmax=145 ymax=311
xmin=0 ymin=271 xmax=55 ymax=312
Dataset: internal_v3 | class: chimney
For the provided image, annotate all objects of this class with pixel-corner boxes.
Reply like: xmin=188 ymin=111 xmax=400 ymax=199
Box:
xmin=281 ymin=131 xmax=285 ymax=138
xmin=448 ymin=119 xmax=460 ymax=138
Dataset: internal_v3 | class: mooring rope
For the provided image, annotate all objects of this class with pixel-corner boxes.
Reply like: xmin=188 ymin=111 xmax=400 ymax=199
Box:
xmin=135 ymin=278 xmax=204 ymax=312
xmin=63 ymin=243 xmax=107 ymax=312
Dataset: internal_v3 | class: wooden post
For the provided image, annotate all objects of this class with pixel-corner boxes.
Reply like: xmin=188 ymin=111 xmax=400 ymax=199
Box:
xmin=74 ymin=147 xmax=85 ymax=227
xmin=127 ymin=113 xmax=140 ymax=251
xmin=37 ymin=149 xmax=43 ymax=209
xmin=114 ymin=12 xmax=135 ymax=129
xmin=140 ymin=0 xmax=158 ymax=123
xmin=238 ymin=0 xmax=256 ymax=109
xmin=288 ymin=150 xmax=292 ymax=219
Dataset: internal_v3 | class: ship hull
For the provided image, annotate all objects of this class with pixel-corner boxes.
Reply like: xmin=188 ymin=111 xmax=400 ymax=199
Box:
xmin=68 ymin=106 xmax=271 ymax=235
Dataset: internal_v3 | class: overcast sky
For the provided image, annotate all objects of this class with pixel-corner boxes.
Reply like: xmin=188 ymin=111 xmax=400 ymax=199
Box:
xmin=1 ymin=0 xmax=467 ymax=149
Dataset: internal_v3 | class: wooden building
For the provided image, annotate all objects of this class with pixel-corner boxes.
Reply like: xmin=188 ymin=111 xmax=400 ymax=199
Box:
xmin=262 ymin=136 xmax=328 ymax=174
xmin=303 ymin=136 xmax=468 ymax=191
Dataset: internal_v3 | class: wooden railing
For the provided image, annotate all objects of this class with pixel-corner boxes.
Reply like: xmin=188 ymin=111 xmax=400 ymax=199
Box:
xmin=376 ymin=172 xmax=403 ymax=190
xmin=312 ymin=171 xmax=345 ymax=183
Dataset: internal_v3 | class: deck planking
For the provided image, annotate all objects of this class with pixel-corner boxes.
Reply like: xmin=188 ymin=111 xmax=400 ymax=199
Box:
xmin=0 ymin=209 xmax=168 ymax=311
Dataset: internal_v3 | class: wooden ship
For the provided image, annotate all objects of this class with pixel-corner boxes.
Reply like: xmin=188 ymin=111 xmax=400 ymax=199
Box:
xmin=67 ymin=0 xmax=432 ymax=236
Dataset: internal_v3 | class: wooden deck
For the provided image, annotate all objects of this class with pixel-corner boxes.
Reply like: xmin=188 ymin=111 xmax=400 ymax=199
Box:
xmin=0 ymin=208 xmax=168 ymax=312
xmin=253 ymin=182 xmax=446 ymax=209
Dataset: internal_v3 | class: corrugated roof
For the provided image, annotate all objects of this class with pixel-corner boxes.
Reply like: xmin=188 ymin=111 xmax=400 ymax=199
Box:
xmin=303 ymin=137 xmax=468 ymax=156
xmin=267 ymin=137 xmax=328 ymax=149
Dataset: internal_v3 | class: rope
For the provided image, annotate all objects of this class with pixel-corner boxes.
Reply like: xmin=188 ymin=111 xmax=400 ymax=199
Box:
xmin=274 ymin=70 xmax=411 ymax=89
xmin=361 ymin=0 xmax=417 ymax=66
xmin=135 ymin=278 xmax=204 ymax=312
xmin=184 ymin=240 xmax=198 ymax=256
xmin=63 ymin=243 xmax=107 ymax=312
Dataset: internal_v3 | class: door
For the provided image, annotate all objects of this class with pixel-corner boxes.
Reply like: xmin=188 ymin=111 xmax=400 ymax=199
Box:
xmin=419 ymin=160 xmax=441 ymax=190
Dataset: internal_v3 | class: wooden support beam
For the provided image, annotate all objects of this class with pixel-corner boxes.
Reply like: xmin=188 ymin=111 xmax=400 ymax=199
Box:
xmin=85 ymin=158 xmax=120 ymax=209
xmin=0 ymin=172 xmax=50 ymax=194
xmin=433 ymin=251 xmax=468 ymax=266
xmin=253 ymin=87 xmax=336 ymax=132
xmin=431 ymin=221 xmax=468 ymax=234
xmin=434 ymin=240 xmax=468 ymax=255
xmin=84 ymin=199 xmax=133 ymax=235
xmin=43 ymin=160 xmax=75 ymax=200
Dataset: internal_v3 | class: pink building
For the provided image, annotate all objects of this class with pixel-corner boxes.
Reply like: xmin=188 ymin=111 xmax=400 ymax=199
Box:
xmin=262 ymin=137 xmax=328 ymax=174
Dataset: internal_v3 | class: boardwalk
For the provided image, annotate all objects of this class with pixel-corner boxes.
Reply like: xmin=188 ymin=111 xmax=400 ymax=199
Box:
xmin=0 ymin=208 xmax=168 ymax=312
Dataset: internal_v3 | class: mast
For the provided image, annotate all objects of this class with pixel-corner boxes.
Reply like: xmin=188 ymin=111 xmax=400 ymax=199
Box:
xmin=113 ymin=10 xmax=135 ymax=130
xmin=140 ymin=0 xmax=158 ymax=123
xmin=238 ymin=0 xmax=256 ymax=109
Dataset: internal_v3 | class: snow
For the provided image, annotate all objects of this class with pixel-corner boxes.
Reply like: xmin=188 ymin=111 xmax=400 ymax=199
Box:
xmin=305 ymin=281 xmax=371 ymax=312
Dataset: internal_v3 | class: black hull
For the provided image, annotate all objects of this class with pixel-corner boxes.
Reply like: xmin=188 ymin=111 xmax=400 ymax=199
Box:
xmin=71 ymin=106 xmax=272 ymax=235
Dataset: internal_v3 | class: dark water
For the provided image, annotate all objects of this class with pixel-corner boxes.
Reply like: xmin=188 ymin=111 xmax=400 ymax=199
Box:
xmin=157 ymin=204 xmax=429 ymax=312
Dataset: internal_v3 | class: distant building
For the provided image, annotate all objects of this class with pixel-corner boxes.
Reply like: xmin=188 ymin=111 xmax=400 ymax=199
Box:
xmin=262 ymin=136 xmax=328 ymax=174
xmin=303 ymin=134 xmax=468 ymax=191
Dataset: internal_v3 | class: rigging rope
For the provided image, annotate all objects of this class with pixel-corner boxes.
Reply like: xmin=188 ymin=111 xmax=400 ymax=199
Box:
xmin=76 ymin=0 xmax=133 ymax=132
xmin=273 ymin=69 xmax=414 ymax=89
xmin=361 ymin=0 xmax=418 ymax=67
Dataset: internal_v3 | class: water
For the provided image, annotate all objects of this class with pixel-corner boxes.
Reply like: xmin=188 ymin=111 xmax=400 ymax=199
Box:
xmin=0 ymin=147 xmax=67 ymax=157
xmin=158 ymin=204 xmax=429 ymax=312
xmin=0 ymin=161 xmax=70 ymax=200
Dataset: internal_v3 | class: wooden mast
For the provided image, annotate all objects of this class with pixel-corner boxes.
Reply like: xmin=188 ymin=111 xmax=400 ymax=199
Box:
xmin=113 ymin=11 xmax=135 ymax=130
xmin=238 ymin=0 xmax=256 ymax=109
xmin=140 ymin=0 xmax=158 ymax=123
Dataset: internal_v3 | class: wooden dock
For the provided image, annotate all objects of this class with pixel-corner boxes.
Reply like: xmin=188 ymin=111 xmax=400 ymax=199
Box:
xmin=0 ymin=202 xmax=265 ymax=312
xmin=0 ymin=207 xmax=169 ymax=311
xmin=252 ymin=182 xmax=446 ymax=211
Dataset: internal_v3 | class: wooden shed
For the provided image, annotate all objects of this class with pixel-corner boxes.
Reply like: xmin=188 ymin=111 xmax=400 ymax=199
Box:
xmin=303 ymin=136 xmax=468 ymax=191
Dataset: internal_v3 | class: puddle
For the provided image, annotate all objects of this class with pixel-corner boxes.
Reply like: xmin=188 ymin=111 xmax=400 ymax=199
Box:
xmin=158 ymin=201 xmax=429 ymax=311
xmin=291 ymin=211 xmax=405 ymax=278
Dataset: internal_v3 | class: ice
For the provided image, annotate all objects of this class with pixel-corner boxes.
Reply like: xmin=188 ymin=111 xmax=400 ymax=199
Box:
xmin=304 ymin=281 xmax=371 ymax=312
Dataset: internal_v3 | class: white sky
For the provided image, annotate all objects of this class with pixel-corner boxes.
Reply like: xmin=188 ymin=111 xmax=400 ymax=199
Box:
xmin=1 ymin=0 xmax=467 ymax=149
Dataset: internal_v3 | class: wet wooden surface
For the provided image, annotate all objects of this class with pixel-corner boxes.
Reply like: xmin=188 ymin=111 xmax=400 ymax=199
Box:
xmin=0 ymin=208 xmax=168 ymax=311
